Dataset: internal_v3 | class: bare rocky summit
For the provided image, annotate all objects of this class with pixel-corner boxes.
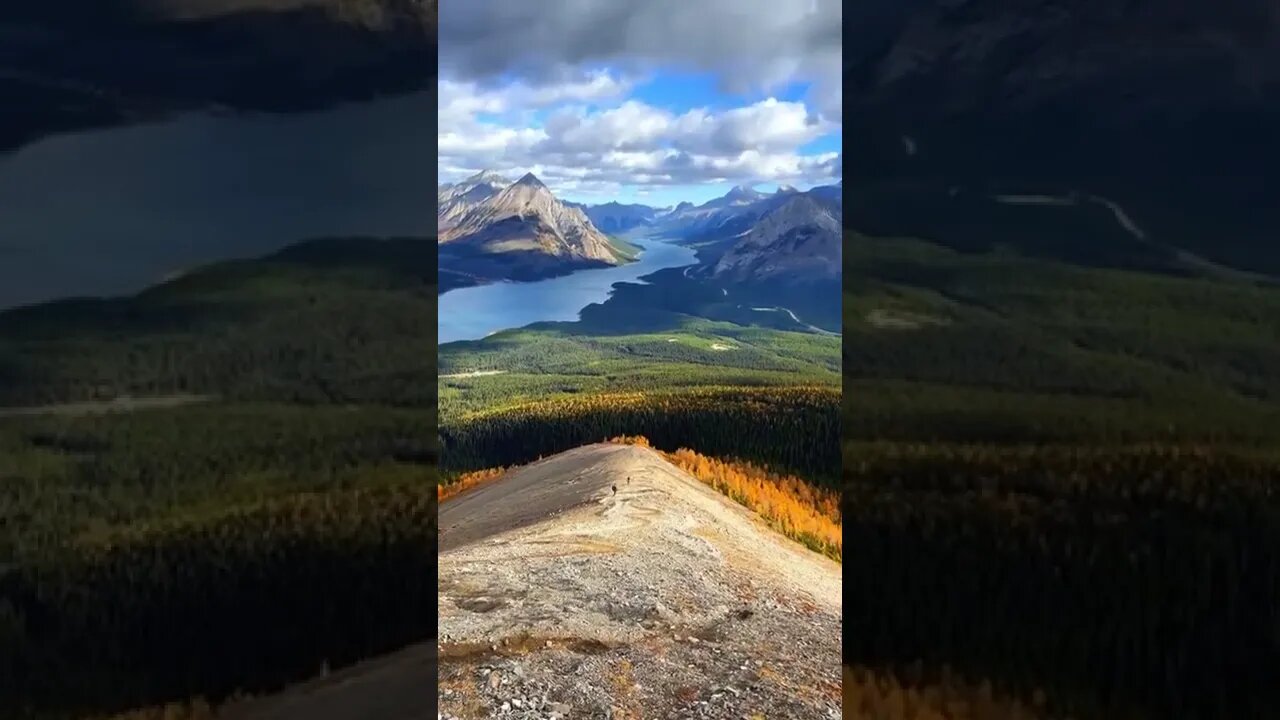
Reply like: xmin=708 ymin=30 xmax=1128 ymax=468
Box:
xmin=439 ymin=173 xmax=625 ymax=266
xmin=438 ymin=444 xmax=843 ymax=719
xmin=438 ymin=171 xmax=512 ymax=232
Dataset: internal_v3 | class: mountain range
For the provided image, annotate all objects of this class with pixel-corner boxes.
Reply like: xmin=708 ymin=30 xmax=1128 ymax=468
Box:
xmin=565 ymin=201 xmax=665 ymax=235
xmin=845 ymin=0 xmax=1280 ymax=275
xmin=656 ymin=183 xmax=843 ymax=288
xmin=436 ymin=171 xmax=630 ymax=289
xmin=708 ymin=193 xmax=843 ymax=284
xmin=438 ymin=172 xmax=844 ymax=290
xmin=659 ymin=185 xmax=796 ymax=239
xmin=0 ymin=0 xmax=437 ymax=152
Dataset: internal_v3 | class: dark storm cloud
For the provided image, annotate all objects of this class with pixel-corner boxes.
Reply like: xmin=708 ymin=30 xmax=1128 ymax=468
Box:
xmin=438 ymin=0 xmax=842 ymax=119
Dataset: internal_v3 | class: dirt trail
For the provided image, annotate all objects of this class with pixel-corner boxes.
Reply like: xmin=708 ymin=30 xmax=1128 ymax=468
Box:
xmin=438 ymin=443 xmax=842 ymax=719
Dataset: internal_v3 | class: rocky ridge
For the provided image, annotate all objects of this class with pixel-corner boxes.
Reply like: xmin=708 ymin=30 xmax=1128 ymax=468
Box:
xmin=439 ymin=173 xmax=623 ymax=265
xmin=437 ymin=444 xmax=842 ymax=719
xmin=438 ymin=171 xmax=511 ymax=232
xmin=844 ymin=0 xmax=1280 ymax=273
xmin=711 ymin=194 xmax=842 ymax=283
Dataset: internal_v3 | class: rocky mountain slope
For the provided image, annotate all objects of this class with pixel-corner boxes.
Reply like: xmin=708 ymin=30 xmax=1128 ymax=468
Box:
xmin=439 ymin=173 xmax=625 ymax=267
xmin=711 ymin=194 xmax=842 ymax=284
xmin=845 ymin=0 xmax=1280 ymax=273
xmin=437 ymin=170 xmax=510 ymax=232
xmin=0 ymin=0 xmax=436 ymax=152
xmin=658 ymin=184 xmax=793 ymax=238
xmin=437 ymin=443 xmax=842 ymax=719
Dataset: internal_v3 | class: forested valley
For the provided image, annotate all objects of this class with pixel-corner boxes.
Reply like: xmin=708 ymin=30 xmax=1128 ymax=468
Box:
xmin=438 ymin=226 xmax=1280 ymax=717
xmin=839 ymin=229 xmax=1280 ymax=719
xmin=0 ymin=237 xmax=438 ymax=719
xmin=440 ymin=386 xmax=840 ymax=486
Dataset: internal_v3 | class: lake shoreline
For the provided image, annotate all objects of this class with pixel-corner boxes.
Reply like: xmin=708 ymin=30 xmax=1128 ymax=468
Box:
xmin=0 ymin=90 xmax=436 ymax=310
xmin=438 ymin=254 xmax=622 ymax=297
xmin=437 ymin=236 xmax=698 ymax=345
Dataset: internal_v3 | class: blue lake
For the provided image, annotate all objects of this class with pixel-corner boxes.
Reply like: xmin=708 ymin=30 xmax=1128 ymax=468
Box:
xmin=0 ymin=91 xmax=435 ymax=310
xmin=438 ymin=237 xmax=697 ymax=344
xmin=0 ymin=91 xmax=700 ymax=346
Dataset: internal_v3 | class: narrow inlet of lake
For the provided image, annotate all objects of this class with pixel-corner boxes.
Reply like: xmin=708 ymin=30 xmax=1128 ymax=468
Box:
xmin=437 ymin=237 xmax=697 ymax=344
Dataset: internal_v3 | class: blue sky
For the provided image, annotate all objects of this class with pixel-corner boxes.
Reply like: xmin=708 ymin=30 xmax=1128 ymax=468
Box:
xmin=438 ymin=1 xmax=841 ymax=208
xmin=629 ymin=72 xmax=812 ymax=114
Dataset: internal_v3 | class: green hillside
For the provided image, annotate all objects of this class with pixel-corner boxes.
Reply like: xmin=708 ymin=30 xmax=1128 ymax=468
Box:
xmin=437 ymin=253 xmax=843 ymax=486
xmin=838 ymin=227 xmax=1280 ymax=719
xmin=841 ymin=230 xmax=1280 ymax=445
xmin=0 ymin=237 xmax=438 ymax=407
xmin=0 ymin=236 xmax=437 ymax=719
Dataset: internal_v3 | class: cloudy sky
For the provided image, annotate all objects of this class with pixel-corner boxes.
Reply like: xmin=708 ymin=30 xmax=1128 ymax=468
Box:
xmin=438 ymin=0 xmax=842 ymax=207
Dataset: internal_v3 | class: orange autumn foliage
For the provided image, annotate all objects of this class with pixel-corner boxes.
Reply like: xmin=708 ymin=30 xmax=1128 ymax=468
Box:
xmin=438 ymin=435 xmax=841 ymax=562
xmin=608 ymin=435 xmax=841 ymax=561
xmin=437 ymin=466 xmax=508 ymax=502
xmin=842 ymin=664 xmax=1064 ymax=720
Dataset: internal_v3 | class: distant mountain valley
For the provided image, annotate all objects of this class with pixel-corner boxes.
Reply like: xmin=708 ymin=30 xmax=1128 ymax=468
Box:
xmin=437 ymin=170 xmax=844 ymax=297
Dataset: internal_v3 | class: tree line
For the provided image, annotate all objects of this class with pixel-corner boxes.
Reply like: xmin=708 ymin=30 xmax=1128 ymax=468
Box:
xmin=843 ymin=663 xmax=1060 ymax=720
xmin=841 ymin=442 xmax=1280 ymax=719
xmin=840 ymin=378 xmax=1280 ymax=449
xmin=609 ymin=436 xmax=841 ymax=560
xmin=439 ymin=386 xmax=841 ymax=486
xmin=1 ymin=485 xmax=437 ymax=719
xmin=0 ymin=237 xmax=439 ymax=409
xmin=0 ymin=403 xmax=437 ymax=718
xmin=1 ymin=404 xmax=435 ymax=562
